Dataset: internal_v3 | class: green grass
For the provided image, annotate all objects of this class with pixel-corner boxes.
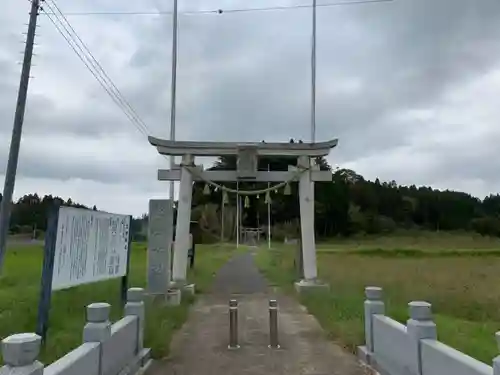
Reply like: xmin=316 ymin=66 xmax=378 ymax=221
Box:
xmin=0 ymin=242 xmax=234 ymax=364
xmin=256 ymin=235 xmax=500 ymax=364
xmin=316 ymin=230 xmax=500 ymax=251
xmin=318 ymin=248 xmax=500 ymax=257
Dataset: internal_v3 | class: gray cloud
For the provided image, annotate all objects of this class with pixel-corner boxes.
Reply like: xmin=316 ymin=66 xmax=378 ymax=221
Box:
xmin=1 ymin=0 xmax=500 ymax=214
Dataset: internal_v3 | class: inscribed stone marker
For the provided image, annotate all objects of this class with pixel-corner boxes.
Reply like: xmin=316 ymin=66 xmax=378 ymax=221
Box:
xmin=147 ymin=199 xmax=173 ymax=295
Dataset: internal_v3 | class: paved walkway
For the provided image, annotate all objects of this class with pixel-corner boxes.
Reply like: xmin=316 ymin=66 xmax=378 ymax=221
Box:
xmin=212 ymin=251 xmax=267 ymax=295
xmin=149 ymin=251 xmax=368 ymax=375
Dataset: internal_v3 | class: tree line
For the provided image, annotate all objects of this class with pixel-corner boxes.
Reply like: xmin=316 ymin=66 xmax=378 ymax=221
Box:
xmin=4 ymin=154 xmax=500 ymax=240
xmin=191 ymin=155 xmax=500 ymax=240
xmin=1 ymin=194 xmax=145 ymax=240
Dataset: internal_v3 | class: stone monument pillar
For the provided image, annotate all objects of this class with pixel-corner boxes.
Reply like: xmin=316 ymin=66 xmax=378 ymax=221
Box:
xmin=147 ymin=199 xmax=173 ymax=295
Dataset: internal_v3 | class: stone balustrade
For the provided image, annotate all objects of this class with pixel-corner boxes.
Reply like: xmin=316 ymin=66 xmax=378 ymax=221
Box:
xmin=0 ymin=288 xmax=151 ymax=375
xmin=358 ymin=286 xmax=499 ymax=375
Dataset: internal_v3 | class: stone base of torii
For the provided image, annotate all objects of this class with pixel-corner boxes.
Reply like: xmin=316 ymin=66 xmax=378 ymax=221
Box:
xmin=146 ymin=138 xmax=338 ymax=302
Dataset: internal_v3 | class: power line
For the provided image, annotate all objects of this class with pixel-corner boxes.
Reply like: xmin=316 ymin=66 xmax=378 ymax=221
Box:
xmin=41 ymin=0 xmax=151 ymax=137
xmin=40 ymin=0 xmax=394 ymax=17
xmin=45 ymin=0 xmax=150 ymax=136
xmin=43 ymin=0 xmax=150 ymax=136
xmin=42 ymin=11 xmax=148 ymax=137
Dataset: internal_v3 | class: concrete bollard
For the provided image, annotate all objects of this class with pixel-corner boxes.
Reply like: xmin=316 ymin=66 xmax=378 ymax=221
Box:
xmin=358 ymin=286 xmax=384 ymax=364
xmin=125 ymin=287 xmax=145 ymax=352
xmin=407 ymin=301 xmax=437 ymax=375
xmin=268 ymin=300 xmax=280 ymax=349
xmin=228 ymin=299 xmax=239 ymax=349
xmin=0 ymin=333 xmax=44 ymax=375
xmin=493 ymin=332 xmax=500 ymax=375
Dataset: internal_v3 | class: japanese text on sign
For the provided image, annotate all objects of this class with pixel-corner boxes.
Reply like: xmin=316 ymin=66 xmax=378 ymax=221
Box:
xmin=52 ymin=207 xmax=130 ymax=290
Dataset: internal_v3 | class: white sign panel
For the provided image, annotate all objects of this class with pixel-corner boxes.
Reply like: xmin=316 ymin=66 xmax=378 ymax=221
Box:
xmin=52 ymin=206 xmax=131 ymax=291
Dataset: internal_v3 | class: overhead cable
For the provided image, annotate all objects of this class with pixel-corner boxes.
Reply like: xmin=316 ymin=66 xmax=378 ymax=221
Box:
xmin=42 ymin=0 xmax=151 ymax=137
xmin=41 ymin=0 xmax=394 ymax=17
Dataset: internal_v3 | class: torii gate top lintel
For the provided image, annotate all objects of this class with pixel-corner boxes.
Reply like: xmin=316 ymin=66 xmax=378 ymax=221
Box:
xmin=148 ymin=136 xmax=338 ymax=157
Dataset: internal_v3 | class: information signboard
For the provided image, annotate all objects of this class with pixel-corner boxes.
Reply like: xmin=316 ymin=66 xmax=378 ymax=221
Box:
xmin=52 ymin=207 xmax=131 ymax=290
xmin=36 ymin=205 xmax=132 ymax=341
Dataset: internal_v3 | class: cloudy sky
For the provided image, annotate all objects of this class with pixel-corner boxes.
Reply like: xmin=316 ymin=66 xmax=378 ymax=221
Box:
xmin=1 ymin=0 xmax=500 ymax=216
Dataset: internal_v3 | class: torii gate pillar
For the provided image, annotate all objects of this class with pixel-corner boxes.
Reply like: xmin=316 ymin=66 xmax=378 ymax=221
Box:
xmin=298 ymin=155 xmax=317 ymax=280
xmin=171 ymin=154 xmax=194 ymax=287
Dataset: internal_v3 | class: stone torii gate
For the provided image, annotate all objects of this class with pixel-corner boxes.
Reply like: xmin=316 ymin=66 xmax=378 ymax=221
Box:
xmin=148 ymin=137 xmax=338 ymax=295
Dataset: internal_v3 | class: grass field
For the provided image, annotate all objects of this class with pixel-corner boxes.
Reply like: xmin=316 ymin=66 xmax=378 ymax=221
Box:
xmin=316 ymin=230 xmax=500 ymax=252
xmin=0 ymin=242 xmax=234 ymax=364
xmin=256 ymin=232 xmax=500 ymax=364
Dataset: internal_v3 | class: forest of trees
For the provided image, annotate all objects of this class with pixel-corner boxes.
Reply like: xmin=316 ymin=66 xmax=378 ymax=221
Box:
xmin=4 ymin=153 xmax=500 ymax=241
xmin=190 ymin=154 xmax=500 ymax=240
xmin=0 ymin=194 xmax=146 ymax=240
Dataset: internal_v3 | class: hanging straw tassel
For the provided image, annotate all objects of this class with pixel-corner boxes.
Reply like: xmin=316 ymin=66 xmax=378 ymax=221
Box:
xmin=244 ymin=196 xmax=250 ymax=208
xmin=222 ymin=191 xmax=229 ymax=205
xmin=203 ymin=183 xmax=211 ymax=195
xmin=284 ymin=183 xmax=291 ymax=195
xmin=264 ymin=191 xmax=271 ymax=204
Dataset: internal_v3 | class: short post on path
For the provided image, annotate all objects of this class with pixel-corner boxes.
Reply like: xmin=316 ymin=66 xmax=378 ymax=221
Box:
xmin=228 ymin=299 xmax=239 ymax=349
xmin=268 ymin=299 xmax=280 ymax=349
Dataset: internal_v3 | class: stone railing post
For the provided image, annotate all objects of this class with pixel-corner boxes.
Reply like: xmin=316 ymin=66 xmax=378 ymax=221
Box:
xmin=83 ymin=302 xmax=112 ymax=343
xmin=0 ymin=333 xmax=44 ymax=375
xmin=125 ymin=287 xmax=145 ymax=352
xmin=364 ymin=286 xmax=384 ymax=352
xmin=406 ymin=301 xmax=437 ymax=375
xmin=358 ymin=286 xmax=385 ymax=364
xmin=493 ymin=332 xmax=500 ymax=375
xmin=83 ymin=302 xmax=112 ymax=375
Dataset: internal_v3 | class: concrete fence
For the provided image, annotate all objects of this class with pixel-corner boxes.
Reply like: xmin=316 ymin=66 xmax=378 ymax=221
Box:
xmin=0 ymin=287 xmax=151 ymax=375
xmin=358 ymin=286 xmax=499 ymax=375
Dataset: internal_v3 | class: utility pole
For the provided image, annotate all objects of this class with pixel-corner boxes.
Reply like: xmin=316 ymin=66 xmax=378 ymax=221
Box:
xmin=267 ymin=164 xmax=271 ymax=249
xmin=311 ymin=0 xmax=317 ymax=144
xmin=169 ymin=0 xmax=179 ymax=202
xmin=0 ymin=0 xmax=41 ymax=273
xmin=220 ymin=192 xmax=225 ymax=243
xmin=236 ymin=182 xmax=240 ymax=248
xmin=310 ymin=0 xmax=317 ymax=234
